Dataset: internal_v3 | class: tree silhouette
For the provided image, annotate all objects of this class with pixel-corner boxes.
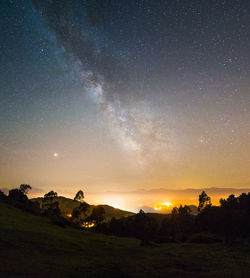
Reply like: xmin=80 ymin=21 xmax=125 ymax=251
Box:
xmin=44 ymin=191 xmax=58 ymax=201
xmin=178 ymin=205 xmax=192 ymax=217
xmin=20 ymin=184 xmax=32 ymax=195
xmin=74 ymin=190 xmax=84 ymax=202
xmin=42 ymin=191 xmax=60 ymax=217
xmin=135 ymin=209 xmax=159 ymax=244
xmin=220 ymin=194 xmax=237 ymax=209
xmin=171 ymin=206 xmax=179 ymax=216
xmin=8 ymin=185 xmax=32 ymax=203
xmin=198 ymin=191 xmax=211 ymax=213
xmin=170 ymin=205 xmax=193 ymax=239
xmin=0 ymin=190 xmax=7 ymax=201
xmin=72 ymin=201 xmax=90 ymax=225
xmin=8 ymin=189 xmax=28 ymax=203
xmin=88 ymin=206 xmax=105 ymax=224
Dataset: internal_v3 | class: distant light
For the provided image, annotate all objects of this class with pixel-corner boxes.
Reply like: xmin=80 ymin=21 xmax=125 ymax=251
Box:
xmin=161 ymin=202 xmax=172 ymax=207
xmin=154 ymin=202 xmax=172 ymax=211
xmin=154 ymin=206 xmax=162 ymax=211
xmin=82 ymin=221 xmax=95 ymax=228
xmin=53 ymin=153 xmax=59 ymax=157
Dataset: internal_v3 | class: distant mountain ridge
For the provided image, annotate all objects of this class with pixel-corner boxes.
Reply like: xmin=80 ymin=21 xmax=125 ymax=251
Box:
xmin=97 ymin=187 xmax=250 ymax=195
xmin=2 ymin=186 xmax=250 ymax=199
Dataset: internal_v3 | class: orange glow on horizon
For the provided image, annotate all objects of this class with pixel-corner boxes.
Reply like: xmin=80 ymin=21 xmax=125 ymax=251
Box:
xmin=154 ymin=201 xmax=173 ymax=211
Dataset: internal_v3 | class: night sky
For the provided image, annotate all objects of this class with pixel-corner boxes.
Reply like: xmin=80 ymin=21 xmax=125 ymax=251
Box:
xmin=1 ymin=0 xmax=250 ymax=210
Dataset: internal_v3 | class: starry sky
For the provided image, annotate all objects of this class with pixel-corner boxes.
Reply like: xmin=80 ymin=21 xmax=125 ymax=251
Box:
xmin=0 ymin=0 xmax=250 ymax=210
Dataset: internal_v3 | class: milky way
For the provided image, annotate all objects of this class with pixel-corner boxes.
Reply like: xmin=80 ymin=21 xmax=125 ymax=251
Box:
xmin=0 ymin=0 xmax=250 ymax=195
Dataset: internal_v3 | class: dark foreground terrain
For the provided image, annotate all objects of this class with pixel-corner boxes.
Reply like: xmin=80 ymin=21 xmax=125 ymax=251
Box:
xmin=1 ymin=201 xmax=250 ymax=278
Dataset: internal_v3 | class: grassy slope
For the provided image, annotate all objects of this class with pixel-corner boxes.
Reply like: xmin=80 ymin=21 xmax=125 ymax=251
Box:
xmin=1 ymin=201 xmax=250 ymax=278
xmin=32 ymin=196 xmax=134 ymax=221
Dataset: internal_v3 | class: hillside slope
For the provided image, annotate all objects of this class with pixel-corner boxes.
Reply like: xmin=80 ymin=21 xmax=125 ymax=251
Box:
xmin=32 ymin=196 xmax=134 ymax=221
xmin=1 ymin=200 xmax=250 ymax=277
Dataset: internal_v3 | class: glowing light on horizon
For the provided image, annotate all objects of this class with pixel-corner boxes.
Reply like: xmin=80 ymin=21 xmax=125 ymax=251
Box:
xmin=154 ymin=206 xmax=162 ymax=211
xmin=162 ymin=202 xmax=172 ymax=207
xmin=154 ymin=201 xmax=173 ymax=211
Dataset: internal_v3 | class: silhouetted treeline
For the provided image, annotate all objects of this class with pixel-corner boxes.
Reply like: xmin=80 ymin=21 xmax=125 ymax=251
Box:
xmin=94 ymin=191 xmax=250 ymax=244
xmin=0 ymin=186 xmax=105 ymax=229
xmin=1 ymin=184 xmax=41 ymax=214
xmin=196 ymin=193 xmax=250 ymax=238
xmin=94 ymin=206 xmax=195 ymax=244
xmin=1 ymin=186 xmax=250 ymax=244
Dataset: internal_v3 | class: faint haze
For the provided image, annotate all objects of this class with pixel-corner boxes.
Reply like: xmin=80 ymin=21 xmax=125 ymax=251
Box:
xmin=2 ymin=186 xmax=250 ymax=213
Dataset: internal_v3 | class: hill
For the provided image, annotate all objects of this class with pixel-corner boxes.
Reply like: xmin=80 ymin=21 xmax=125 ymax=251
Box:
xmin=1 ymin=200 xmax=250 ymax=277
xmin=32 ymin=196 xmax=134 ymax=221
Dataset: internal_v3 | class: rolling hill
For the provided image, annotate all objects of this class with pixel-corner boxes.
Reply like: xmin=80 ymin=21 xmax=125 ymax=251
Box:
xmin=32 ymin=196 xmax=134 ymax=221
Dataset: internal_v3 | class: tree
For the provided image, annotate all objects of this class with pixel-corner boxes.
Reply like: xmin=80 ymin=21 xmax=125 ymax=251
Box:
xmin=20 ymin=184 xmax=32 ymax=195
xmin=42 ymin=191 xmax=60 ymax=217
xmin=198 ymin=191 xmax=211 ymax=213
xmin=44 ymin=191 xmax=58 ymax=201
xmin=170 ymin=205 xmax=193 ymax=238
xmin=78 ymin=202 xmax=90 ymax=213
xmin=0 ymin=190 xmax=7 ymax=201
xmin=171 ymin=207 xmax=179 ymax=216
xmin=171 ymin=205 xmax=191 ymax=218
xmin=135 ymin=210 xmax=159 ymax=243
xmin=88 ymin=206 xmax=105 ymax=224
xmin=8 ymin=189 xmax=28 ymax=203
xmin=45 ymin=201 xmax=61 ymax=217
xmin=74 ymin=190 xmax=84 ymax=203
xmin=72 ymin=202 xmax=90 ymax=225
xmin=178 ymin=205 xmax=191 ymax=217
xmin=220 ymin=194 xmax=238 ymax=209
xmin=8 ymin=185 xmax=32 ymax=202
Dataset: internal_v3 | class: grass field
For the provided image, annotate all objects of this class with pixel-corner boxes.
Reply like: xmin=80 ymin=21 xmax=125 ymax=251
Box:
xmin=1 ymin=200 xmax=250 ymax=278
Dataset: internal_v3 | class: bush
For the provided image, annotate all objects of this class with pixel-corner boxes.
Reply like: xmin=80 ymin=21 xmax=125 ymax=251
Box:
xmin=0 ymin=190 xmax=8 ymax=202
